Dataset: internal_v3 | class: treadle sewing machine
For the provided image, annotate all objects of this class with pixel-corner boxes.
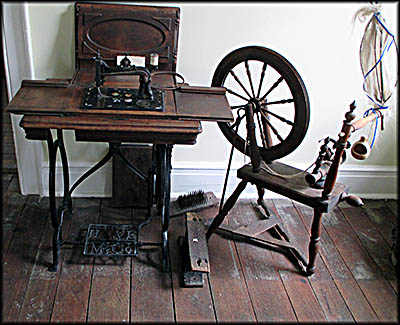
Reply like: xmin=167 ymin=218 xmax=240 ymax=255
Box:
xmin=7 ymin=2 xmax=233 ymax=274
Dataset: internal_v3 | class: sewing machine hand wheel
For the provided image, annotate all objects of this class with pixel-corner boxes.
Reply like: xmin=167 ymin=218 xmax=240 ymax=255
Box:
xmin=212 ymin=46 xmax=310 ymax=161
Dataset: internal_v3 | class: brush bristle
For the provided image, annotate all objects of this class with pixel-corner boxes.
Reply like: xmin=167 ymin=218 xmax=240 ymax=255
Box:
xmin=177 ymin=190 xmax=207 ymax=209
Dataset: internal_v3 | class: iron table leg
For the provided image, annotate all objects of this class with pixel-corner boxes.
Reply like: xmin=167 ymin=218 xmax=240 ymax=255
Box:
xmin=45 ymin=133 xmax=172 ymax=273
xmin=156 ymin=144 xmax=172 ymax=272
xmin=46 ymin=129 xmax=72 ymax=272
xmin=46 ymin=132 xmax=116 ymax=271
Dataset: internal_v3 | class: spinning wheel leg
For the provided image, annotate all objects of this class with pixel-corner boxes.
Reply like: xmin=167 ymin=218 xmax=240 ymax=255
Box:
xmin=306 ymin=208 xmax=324 ymax=275
xmin=206 ymin=180 xmax=247 ymax=240
xmin=256 ymin=186 xmax=265 ymax=205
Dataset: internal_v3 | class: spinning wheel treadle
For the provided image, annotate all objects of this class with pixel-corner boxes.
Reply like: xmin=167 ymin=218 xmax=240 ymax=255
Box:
xmin=213 ymin=46 xmax=310 ymax=161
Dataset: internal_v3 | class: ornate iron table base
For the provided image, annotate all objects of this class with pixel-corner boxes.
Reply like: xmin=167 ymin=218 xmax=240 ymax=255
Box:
xmin=46 ymin=129 xmax=172 ymax=272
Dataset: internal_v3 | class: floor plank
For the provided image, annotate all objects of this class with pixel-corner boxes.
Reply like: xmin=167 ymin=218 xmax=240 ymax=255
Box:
xmin=228 ymin=200 xmax=298 ymax=322
xmin=2 ymin=196 xmax=49 ymax=322
xmin=2 ymin=181 xmax=397 ymax=323
xmin=130 ymin=208 xmax=175 ymax=323
xmin=202 ymin=204 xmax=257 ymax=322
xmin=293 ymin=201 xmax=380 ymax=322
xmin=17 ymin=206 xmax=62 ymax=323
xmin=86 ymin=199 xmax=131 ymax=322
xmin=51 ymin=198 xmax=100 ymax=323
xmin=262 ymin=199 xmax=327 ymax=323
xmin=384 ymin=199 xmax=398 ymax=216
xmin=321 ymin=205 xmax=397 ymax=322
xmin=2 ymin=173 xmax=13 ymax=193
xmin=340 ymin=202 xmax=397 ymax=293
xmin=272 ymin=199 xmax=354 ymax=322
xmin=362 ymin=200 xmax=397 ymax=246
xmin=2 ymin=177 xmax=27 ymax=262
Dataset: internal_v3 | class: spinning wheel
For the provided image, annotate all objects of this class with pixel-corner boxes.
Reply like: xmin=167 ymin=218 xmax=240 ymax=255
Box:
xmin=212 ymin=46 xmax=310 ymax=161
xmin=207 ymin=46 xmax=364 ymax=277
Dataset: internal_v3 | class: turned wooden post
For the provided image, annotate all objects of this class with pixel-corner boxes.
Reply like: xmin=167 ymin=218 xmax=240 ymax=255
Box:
xmin=245 ymin=103 xmax=261 ymax=172
xmin=322 ymin=101 xmax=356 ymax=199
xmin=306 ymin=208 xmax=324 ymax=275
xmin=308 ymin=102 xmax=357 ymax=275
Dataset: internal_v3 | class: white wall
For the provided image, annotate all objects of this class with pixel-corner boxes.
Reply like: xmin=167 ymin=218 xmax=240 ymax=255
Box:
xmin=2 ymin=2 xmax=42 ymax=194
xmin=6 ymin=2 xmax=398 ymax=198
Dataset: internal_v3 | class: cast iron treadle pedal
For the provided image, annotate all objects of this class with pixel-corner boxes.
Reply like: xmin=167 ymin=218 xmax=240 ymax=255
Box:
xmin=83 ymin=224 xmax=139 ymax=256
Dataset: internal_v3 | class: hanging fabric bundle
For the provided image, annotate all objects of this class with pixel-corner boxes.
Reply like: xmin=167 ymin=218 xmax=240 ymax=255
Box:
xmin=352 ymin=2 xmax=398 ymax=150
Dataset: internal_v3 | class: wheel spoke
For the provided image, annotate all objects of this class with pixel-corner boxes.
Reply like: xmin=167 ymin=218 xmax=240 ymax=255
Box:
xmin=245 ymin=60 xmax=256 ymax=98
xmin=226 ymin=87 xmax=250 ymax=101
xmin=257 ymin=63 xmax=267 ymax=98
xmin=213 ymin=46 xmax=309 ymax=162
xmin=261 ymin=109 xmax=294 ymax=126
xmin=261 ymin=98 xmax=294 ymax=106
xmin=260 ymin=110 xmax=284 ymax=142
xmin=260 ymin=76 xmax=284 ymax=101
xmin=255 ymin=111 xmax=267 ymax=148
xmin=229 ymin=69 xmax=253 ymax=99
xmin=230 ymin=104 xmax=248 ymax=110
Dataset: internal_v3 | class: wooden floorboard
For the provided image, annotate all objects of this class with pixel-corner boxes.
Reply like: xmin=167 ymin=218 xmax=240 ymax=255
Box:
xmin=229 ymin=201 xmax=299 ymax=322
xmin=321 ymin=204 xmax=397 ymax=321
xmin=205 ymin=204 xmax=258 ymax=322
xmin=2 ymin=194 xmax=49 ymax=322
xmin=340 ymin=203 xmax=397 ymax=293
xmin=130 ymin=207 xmax=175 ymax=323
xmin=50 ymin=198 xmax=100 ymax=323
xmin=86 ymin=199 xmax=132 ymax=322
xmin=273 ymin=199 xmax=354 ymax=322
xmin=265 ymin=199 xmax=327 ymax=323
xmin=293 ymin=201 xmax=380 ymax=322
xmin=1 ymin=179 xmax=398 ymax=323
xmin=2 ymin=176 xmax=27 ymax=263
xmin=17 ymin=208 xmax=61 ymax=323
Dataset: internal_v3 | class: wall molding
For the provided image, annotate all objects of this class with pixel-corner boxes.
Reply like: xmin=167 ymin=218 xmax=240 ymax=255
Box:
xmin=43 ymin=162 xmax=397 ymax=200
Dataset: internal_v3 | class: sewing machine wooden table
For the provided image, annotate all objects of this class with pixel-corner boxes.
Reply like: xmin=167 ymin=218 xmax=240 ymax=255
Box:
xmin=6 ymin=2 xmax=233 ymax=273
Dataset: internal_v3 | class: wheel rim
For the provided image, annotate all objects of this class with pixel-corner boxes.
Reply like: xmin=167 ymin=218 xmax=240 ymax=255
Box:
xmin=213 ymin=46 xmax=310 ymax=161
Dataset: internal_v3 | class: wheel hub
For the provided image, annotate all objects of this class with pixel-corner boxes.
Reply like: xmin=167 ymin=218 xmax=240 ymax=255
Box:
xmin=249 ymin=98 xmax=265 ymax=113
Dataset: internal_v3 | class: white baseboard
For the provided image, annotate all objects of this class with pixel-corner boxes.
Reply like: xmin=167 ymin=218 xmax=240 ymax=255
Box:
xmin=42 ymin=162 xmax=113 ymax=197
xmin=42 ymin=162 xmax=397 ymax=200
xmin=171 ymin=164 xmax=398 ymax=200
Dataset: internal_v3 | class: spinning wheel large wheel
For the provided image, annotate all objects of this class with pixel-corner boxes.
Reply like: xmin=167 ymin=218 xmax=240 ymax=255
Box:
xmin=213 ymin=46 xmax=310 ymax=161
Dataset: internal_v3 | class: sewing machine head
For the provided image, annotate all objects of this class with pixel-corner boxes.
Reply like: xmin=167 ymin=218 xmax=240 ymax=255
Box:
xmin=81 ymin=52 xmax=165 ymax=111
xmin=75 ymin=2 xmax=181 ymax=112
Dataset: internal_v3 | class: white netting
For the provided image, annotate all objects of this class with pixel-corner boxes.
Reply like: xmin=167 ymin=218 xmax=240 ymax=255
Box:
xmin=352 ymin=4 xmax=398 ymax=147
xmin=353 ymin=4 xmax=398 ymax=109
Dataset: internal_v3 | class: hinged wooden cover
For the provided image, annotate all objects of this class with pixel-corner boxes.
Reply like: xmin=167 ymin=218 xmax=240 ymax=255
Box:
xmin=175 ymin=87 xmax=233 ymax=122
xmin=75 ymin=2 xmax=180 ymax=71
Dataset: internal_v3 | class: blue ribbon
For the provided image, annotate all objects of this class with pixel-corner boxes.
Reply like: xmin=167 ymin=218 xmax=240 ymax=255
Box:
xmin=362 ymin=12 xmax=396 ymax=148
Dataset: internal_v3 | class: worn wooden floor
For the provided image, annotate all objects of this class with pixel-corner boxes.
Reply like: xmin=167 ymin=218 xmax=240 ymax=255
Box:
xmin=2 ymin=173 xmax=398 ymax=323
